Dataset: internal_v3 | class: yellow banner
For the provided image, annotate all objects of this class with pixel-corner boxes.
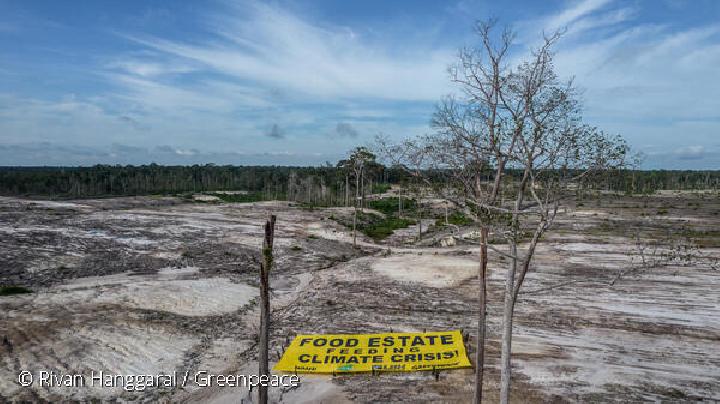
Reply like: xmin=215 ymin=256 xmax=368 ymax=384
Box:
xmin=273 ymin=330 xmax=471 ymax=373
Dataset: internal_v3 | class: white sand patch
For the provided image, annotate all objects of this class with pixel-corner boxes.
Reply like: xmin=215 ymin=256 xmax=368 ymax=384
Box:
xmin=94 ymin=278 xmax=257 ymax=316
xmin=0 ymin=324 xmax=198 ymax=400
xmin=192 ymin=338 xmax=254 ymax=384
xmin=158 ymin=266 xmax=199 ymax=276
xmin=27 ymin=273 xmax=257 ymax=317
xmin=193 ymin=194 xmax=221 ymax=202
xmin=372 ymin=255 xmax=478 ymax=287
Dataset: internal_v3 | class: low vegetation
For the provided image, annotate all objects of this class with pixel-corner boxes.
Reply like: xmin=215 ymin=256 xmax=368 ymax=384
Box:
xmin=0 ymin=286 xmax=32 ymax=296
xmin=367 ymin=197 xmax=417 ymax=216
xmin=436 ymin=212 xmax=473 ymax=227
xmin=333 ymin=210 xmax=416 ymax=241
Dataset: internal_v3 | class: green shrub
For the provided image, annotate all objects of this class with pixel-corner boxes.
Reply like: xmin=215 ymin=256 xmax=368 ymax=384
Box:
xmin=371 ymin=183 xmax=392 ymax=194
xmin=358 ymin=217 xmax=416 ymax=241
xmin=0 ymin=286 xmax=32 ymax=296
xmin=436 ymin=212 xmax=474 ymax=227
xmin=367 ymin=198 xmax=417 ymax=216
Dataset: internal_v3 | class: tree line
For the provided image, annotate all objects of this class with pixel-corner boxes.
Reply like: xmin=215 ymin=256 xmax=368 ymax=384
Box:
xmin=0 ymin=164 xmax=717 ymax=201
xmin=0 ymin=164 xmax=410 ymax=204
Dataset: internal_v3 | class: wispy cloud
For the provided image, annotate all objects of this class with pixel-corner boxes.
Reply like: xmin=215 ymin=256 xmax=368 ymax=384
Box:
xmin=0 ymin=142 xmax=338 ymax=166
xmin=516 ymin=0 xmax=720 ymax=167
xmin=544 ymin=0 xmax=614 ymax=32
xmin=674 ymin=145 xmax=706 ymax=160
xmin=1 ymin=0 xmax=717 ymax=168
xmin=118 ymin=1 xmax=451 ymax=102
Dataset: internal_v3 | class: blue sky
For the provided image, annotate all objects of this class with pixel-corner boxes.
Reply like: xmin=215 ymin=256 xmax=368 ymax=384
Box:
xmin=0 ymin=0 xmax=718 ymax=168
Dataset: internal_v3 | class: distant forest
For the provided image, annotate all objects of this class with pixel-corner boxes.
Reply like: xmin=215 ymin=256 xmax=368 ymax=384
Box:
xmin=0 ymin=165 xmax=718 ymax=202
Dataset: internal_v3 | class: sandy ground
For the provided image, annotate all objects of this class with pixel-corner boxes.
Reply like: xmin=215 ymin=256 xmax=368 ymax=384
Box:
xmin=1 ymin=194 xmax=718 ymax=402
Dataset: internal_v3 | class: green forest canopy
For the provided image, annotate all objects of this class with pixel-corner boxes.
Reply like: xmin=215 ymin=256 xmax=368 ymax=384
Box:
xmin=0 ymin=165 xmax=718 ymax=200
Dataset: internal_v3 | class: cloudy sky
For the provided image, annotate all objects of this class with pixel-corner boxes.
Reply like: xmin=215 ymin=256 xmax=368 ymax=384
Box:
xmin=1 ymin=0 xmax=718 ymax=168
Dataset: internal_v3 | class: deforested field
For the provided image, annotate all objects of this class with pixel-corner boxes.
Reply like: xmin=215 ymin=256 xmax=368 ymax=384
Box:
xmin=1 ymin=192 xmax=718 ymax=403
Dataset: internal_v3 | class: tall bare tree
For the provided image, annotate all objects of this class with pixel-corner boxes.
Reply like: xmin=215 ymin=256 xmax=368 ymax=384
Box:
xmin=378 ymin=19 xmax=628 ymax=403
xmin=339 ymin=147 xmax=377 ymax=247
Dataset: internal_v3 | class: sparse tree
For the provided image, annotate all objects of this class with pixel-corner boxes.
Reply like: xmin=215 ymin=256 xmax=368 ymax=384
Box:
xmin=378 ymin=19 xmax=628 ymax=403
xmin=339 ymin=147 xmax=377 ymax=246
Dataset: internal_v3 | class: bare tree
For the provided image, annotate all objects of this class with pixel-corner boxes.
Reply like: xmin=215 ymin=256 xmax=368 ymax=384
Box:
xmin=377 ymin=19 xmax=628 ymax=403
xmin=378 ymin=20 xmax=516 ymax=403
xmin=339 ymin=147 xmax=377 ymax=247
xmin=376 ymin=138 xmax=433 ymax=241
xmin=612 ymin=222 xmax=719 ymax=285
xmin=469 ymin=28 xmax=627 ymax=402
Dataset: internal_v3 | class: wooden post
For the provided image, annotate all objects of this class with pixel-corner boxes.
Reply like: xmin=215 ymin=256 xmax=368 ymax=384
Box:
xmin=259 ymin=214 xmax=276 ymax=404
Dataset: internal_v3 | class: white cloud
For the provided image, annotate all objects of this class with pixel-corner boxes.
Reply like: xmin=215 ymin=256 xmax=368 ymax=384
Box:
xmin=107 ymin=60 xmax=197 ymax=77
xmin=516 ymin=0 xmax=720 ymax=167
xmin=121 ymin=0 xmax=452 ymax=102
xmin=543 ymin=0 xmax=614 ymax=33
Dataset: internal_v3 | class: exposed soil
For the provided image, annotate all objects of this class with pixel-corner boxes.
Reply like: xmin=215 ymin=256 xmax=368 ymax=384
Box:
xmin=0 ymin=194 xmax=718 ymax=402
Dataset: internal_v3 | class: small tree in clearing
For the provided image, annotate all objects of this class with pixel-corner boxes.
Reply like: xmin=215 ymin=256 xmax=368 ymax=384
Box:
xmin=338 ymin=147 xmax=378 ymax=247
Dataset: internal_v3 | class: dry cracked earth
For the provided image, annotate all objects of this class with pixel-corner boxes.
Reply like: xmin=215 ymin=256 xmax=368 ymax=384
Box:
xmin=0 ymin=193 xmax=718 ymax=403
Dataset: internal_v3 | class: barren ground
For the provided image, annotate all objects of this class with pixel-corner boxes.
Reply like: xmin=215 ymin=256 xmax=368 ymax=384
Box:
xmin=1 ymin=193 xmax=718 ymax=403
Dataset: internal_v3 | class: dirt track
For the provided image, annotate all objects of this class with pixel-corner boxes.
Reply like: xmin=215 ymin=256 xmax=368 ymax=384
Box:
xmin=1 ymin=194 xmax=718 ymax=402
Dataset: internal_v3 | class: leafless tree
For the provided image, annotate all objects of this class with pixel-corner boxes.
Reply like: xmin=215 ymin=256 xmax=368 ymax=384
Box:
xmin=613 ymin=222 xmax=719 ymax=285
xmin=377 ymin=19 xmax=628 ymax=403
xmin=339 ymin=147 xmax=377 ymax=247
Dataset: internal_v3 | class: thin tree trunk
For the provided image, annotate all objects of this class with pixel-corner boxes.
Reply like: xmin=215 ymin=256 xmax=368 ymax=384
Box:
xmin=499 ymin=236 xmax=517 ymax=404
xmin=353 ymin=173 xmax=359 ymax=246
xmin=399 ymin=189 xmax=403 ymax=218
xmin=474 ymin=226 xmax=489 ymax=404
xmin=345 ymin=174 xmax=349 ymax=207
xmin=445 ymin=201 xmax=449 ymax=225
xmin=361 ymin=169 xmax=365 ymax=211
xmin=259 ymin=214 xmax=276 ymax=404
xmin=417 ymin=200 xmax=422 ymax=239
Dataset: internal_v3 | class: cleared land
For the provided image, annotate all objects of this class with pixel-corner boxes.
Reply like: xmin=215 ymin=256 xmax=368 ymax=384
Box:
xmin=0 ymin=193 xmax=718 ymax=402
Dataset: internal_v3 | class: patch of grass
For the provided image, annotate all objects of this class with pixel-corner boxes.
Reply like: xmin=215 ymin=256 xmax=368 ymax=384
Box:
xmin=333 ymin=210 xmax=417 ymax=241
xmin=367 ymin=197 xmax=417 ymax=216
xmin=436 ymin=212 xmax=474 ymax=227
xmin=290 ymin=245 xmax=303 ymax=251
xmin=358 ymin=216 xmax=416 ymax=241
xmin=371 ymin=183 xmax=392 ymax=194
xmin=0 ymin=286 xmax=32 ymax=296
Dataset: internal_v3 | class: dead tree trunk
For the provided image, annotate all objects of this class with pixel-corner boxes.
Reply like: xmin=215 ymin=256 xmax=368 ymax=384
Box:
xmin=474 ymin=227 xmax=488 ymax=404
xmin=417 ymin=199 xmax=422 ymax=240
xmin=499 ymin=235 xmax=517 ymax=404
xmin=259 ymin=214 xmax=276 ymax=404
xmin=399 ymin=189 xmax=403 ymax=218
xmin=445 ymin=201 xmax=449 ymax=225
xmin=361 ymin=170 xmax=365 ymax=211
xmin=345 ymin=174 xmax=350 ymax=207
xmin=353 ymin=173 xmax=359 ymax=247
